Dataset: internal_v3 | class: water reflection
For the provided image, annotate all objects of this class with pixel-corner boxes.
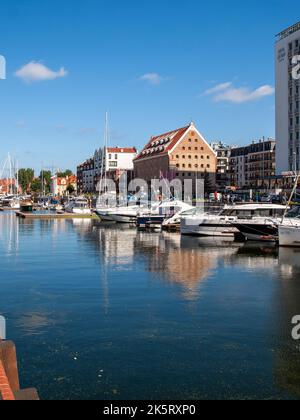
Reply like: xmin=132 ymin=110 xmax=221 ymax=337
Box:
xmin=72 ymin=222 xmax=243 ymax=301
xmin=1 ymin=213 xmax=300 ymax=399
xmin=0 ymin=212 xmax=19 ymax=256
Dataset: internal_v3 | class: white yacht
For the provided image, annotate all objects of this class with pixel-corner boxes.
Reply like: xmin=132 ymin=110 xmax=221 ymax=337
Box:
xmin=137 ymin=200 xmax=194 ymax=230
xmin=65 ymin=197 xmax=91 ymax=215
xmin=1 ymin=196 xmax=20 ymax=209
xmin=181 ymin=204 xmax=287 ymax=239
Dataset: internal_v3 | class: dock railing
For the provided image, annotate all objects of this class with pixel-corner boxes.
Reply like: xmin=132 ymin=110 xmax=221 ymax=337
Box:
xmin=0 ymin=315 xmax=39 ymax=401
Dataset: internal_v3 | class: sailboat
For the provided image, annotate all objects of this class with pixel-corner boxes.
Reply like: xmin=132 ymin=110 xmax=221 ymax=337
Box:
xmin=279 ymin=172 xmax=300 ymax=247
xmin=95 ymin=113 xmax=116 ymax=222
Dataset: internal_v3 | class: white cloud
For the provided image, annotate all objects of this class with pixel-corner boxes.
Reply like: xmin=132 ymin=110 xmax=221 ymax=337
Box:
xmin=139 ymin=73 xmax=164 ymax=85
xmin=204 ymin=82 xmax=232 ymax=95
xmin=15 ymin=62 xmax=68 ymax=83
xmin=204 ymin=82 xmax=274 ymax=104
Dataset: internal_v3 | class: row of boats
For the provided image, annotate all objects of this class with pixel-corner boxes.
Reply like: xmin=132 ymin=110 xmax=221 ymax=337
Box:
xmin=0 ymin=194 xmax=89 ymax=214
xmin=2 ymin=193 xmax=299 ymax=247
xmin=95 ymin=200 xmax=300 ymax=247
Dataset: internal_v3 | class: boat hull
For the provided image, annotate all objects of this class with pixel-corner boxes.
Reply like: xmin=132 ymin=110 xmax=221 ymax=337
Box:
xmin=232 ymin=223 xmax=278 ymax=242
xmin=95 ymin=211 xmax=115 ymax=222
xmin=137 ymin=216 xmax=165 ymax=229
xmin=180 ymin=217 xmax=238 ymax=237
xmin=279 ymin=225 xmax=300 ymax=247
xmin=110 ymin=214 xmax=137 ymax=224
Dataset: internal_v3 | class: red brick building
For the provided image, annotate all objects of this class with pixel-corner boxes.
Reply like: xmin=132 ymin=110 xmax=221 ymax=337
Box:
xmin=134 ymin=122 xmax=217 ymax=185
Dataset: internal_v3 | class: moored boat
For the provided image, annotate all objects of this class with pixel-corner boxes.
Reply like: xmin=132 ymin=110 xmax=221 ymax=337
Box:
xmin=279 ymin=224 xmax=300 ymax=247
xmin=65 ymin=197 xmax=91 ymax=215
xmin=20 ymin=199 xmax=34 ymax=212
xmin=181 ymin=204 xmax=286 ymax=239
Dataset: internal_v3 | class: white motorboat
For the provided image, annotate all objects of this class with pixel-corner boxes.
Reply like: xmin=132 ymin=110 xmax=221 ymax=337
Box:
xmin=181 ymin=204 xmax=287 ymax=239
xmin=137 ymin=200 xmax=194 ymax=230
xmin=65 ymin=197 xmax=91 ymax=215
xmin=1 ymin=196 xmax=20 ymax=209
xmin=278 ymin=172 xmax=300 ymax=247
xmin=109 ymin=205 xmax=143 ymax=224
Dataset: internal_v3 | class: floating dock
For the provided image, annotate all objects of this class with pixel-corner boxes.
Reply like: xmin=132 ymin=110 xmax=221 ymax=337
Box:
xmin=15 ymin=211 xmax=99 ymax=220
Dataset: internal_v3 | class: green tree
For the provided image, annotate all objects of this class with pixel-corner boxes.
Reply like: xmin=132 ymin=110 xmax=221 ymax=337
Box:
xmin=57 ymin=169 xmax=73 ymax=178
xmin=31 ymin=178 xmax=42 ymax=193
xmin=17 ymin=169 xmax=35 ymax=193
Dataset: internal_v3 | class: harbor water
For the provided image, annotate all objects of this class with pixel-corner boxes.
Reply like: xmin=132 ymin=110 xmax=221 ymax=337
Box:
xmin=0 ymin=212 xmax=300 ymax=400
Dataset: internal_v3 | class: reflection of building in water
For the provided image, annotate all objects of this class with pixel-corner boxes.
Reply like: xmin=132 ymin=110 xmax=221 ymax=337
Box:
xmin=135 ymin=233 xmax=240 ymax=301
xmin=0 ymin=213 xmax=19 ymax=255
xmin=274 ymin=247 xmax=300 ymax=399
xmin=98 ymin=226 xmax=137 ymax=266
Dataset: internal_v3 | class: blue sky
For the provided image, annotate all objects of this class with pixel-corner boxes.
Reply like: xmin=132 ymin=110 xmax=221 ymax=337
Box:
xmin=0 ymin=0 xmax=299 ymax=173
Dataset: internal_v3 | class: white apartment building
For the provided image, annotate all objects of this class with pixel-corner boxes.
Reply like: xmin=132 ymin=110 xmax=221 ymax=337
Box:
xmin=211 ymin=141 xmax=235 ymax=188
xmin=93 ymin=147 xmax=137 ymax=178
xmin=78 ymin=147 xmax=137 ymax=193
xmin=276 ymin=21 xmax=300 ymax=174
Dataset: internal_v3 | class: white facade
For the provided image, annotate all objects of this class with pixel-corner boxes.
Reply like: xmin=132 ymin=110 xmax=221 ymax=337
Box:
xmin=276 ymin=21 xmax=300 ymax=174
xmin=93 ymin=147 xmax=137 ymax=178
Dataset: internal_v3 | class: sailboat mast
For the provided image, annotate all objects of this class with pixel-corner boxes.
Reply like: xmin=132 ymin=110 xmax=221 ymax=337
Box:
xmin=104 ymin=111 xmax=108 ymax=194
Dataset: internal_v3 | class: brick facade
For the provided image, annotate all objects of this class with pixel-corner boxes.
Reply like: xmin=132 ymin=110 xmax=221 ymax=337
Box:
xmin=134 ymin=123 xmax=217 ymax=186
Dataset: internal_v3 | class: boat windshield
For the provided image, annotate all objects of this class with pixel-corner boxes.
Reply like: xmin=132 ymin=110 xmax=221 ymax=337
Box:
xmin=219 ymin=208 xmax=286 ymax=218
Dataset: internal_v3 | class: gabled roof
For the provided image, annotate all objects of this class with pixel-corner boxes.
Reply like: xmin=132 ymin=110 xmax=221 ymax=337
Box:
xmin=134 ymin=125 xmax=191 ymax=162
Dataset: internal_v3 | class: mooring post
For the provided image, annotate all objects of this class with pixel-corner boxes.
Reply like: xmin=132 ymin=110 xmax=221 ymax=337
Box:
xmin=0 ymin=315 xmax=6 ymax=340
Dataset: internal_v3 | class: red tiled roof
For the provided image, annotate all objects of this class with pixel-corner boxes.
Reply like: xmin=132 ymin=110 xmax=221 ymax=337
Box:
xmin=107 ymin=147 xmax=137 ymax=154
xmin=56 ymin=175 xmax=77 ymax=186
xmin=134 ymin=125 xmax=190 ymax=161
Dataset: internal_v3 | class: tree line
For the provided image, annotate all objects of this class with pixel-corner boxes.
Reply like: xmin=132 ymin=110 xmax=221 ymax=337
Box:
xmin=17 ymin=169 xmax=74 ymax=194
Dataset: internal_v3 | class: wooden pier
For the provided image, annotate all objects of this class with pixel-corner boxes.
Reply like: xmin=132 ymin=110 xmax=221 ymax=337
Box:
xmin=0 ymin=340 xmax=39 ymax=400
xmin=15 ymin=211 xmax=99 ymax=220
